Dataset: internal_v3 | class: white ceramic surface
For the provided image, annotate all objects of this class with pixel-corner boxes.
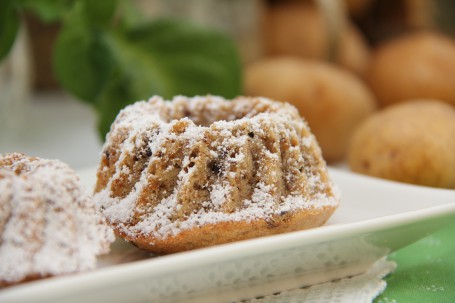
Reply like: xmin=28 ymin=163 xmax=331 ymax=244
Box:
xmin=1 ymin=167 xmax=454 ymax=303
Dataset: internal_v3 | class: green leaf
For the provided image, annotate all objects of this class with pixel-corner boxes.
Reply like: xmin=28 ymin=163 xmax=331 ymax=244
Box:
xmin=95 ymin=68 xmax=134 ymax=138
xmin=54 ymin=9 xmax=242 ymax=139
xmin=118 ymin=19 xmax=243 ymax=99
xmin=0 ymin=0 xmax=20 ymax=61
xmin=19 ymin=0 xmax=74 ymax=23
xmin=116 ymin=0 xmax=147 ymax=29
xmin=53 ymin=1 xmax=113 ymax=103
xmin=93 ymin=19 xmax=242 ymax=138
xmin=19 ymin=0 xmax=116 ymax=24
xmin=82 ymin=0 xmax=117 ymax=26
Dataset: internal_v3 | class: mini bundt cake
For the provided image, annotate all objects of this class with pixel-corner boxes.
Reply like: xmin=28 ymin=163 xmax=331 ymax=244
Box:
xmin=94 ymin=96 xmax=339 ymax=254
xmin=0 ymin=153 xmax=115 ymax=287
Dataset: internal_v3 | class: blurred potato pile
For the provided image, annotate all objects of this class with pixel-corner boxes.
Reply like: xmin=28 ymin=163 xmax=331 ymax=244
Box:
xmin=246 ymin=57 xmax=376 ymax=162
xmin=263 ymin=1 xmax=370 ymax=76
xmin=244 ymin=0 xmax=455 ymax=188
xmin=366 ymin=32 xmax=455 ymax=107
xmin=349 ymin=101 xmax=455 ymax=189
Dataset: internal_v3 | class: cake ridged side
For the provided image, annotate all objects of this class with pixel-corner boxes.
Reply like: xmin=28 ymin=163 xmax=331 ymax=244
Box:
xmin=94 ymin=96 xmax=339 ymax=253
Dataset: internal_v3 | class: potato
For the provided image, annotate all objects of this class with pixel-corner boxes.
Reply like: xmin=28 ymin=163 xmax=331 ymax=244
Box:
xmin=348 ymin=100 xmax=455 ymax=189
xmin=265 ymin=1 xmax=370 ymax=76
xmin=367 ymin=32 xmax=455 ymax=107
xmin=245 ymin=57 xmax=377 ymax=162
xmin=343 ymin=0 xmax=373 ymax=16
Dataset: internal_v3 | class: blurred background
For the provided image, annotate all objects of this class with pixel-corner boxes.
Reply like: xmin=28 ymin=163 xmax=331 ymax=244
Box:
xmin=1 ymin=0 xmax=455 ymax=189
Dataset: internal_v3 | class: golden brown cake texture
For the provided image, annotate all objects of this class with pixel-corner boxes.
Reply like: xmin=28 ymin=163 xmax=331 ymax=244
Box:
xmin=94 ymin=96 xmax=339 ymax=254
xmin=0 ymin=153 xmax=115 ymax=287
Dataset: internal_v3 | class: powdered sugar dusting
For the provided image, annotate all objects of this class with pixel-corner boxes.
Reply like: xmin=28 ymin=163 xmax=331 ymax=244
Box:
xmin=210 ymin=181 xmax=231 ymax=209
xmin=0 ymin=154 xmax=115 ymax=285
xmin=96 ymin=182 xmax=338 ymax=239
xmin=94 ymin=95 xmax=340 ymax=242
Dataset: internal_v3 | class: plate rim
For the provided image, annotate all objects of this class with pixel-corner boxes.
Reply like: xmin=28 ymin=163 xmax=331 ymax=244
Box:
xmin=2 ymin=199 xmax=455 ymax=300
xmin=2 ymin=167 xmax=455 ymax=301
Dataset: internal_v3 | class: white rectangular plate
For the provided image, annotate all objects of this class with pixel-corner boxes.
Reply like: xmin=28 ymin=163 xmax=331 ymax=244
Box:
xmin=1 ymin=167 xmax=455 ymax=303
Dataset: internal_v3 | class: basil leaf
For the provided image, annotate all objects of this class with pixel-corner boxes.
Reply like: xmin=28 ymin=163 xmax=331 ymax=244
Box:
xmin=95 ymin=68 xmax=134 ymax=138
xmin=0 ymin=0 xmax=20 ymax=60
xmin=19 ymin=0 xmax=74 ymax=23
xmin=82 ymin=0 xmax=117 ymax=26
xmin=53 ymin=1 xmax=113 ymax=103
xmin=54 ymin=9 xmax=242 ymax=139
xmin=19 ymin=0 xmax=116 ymax=24
xmin=116 ymin=19 xmax=243 ymax=99
xmin=94 ymin=19 xmax=242 ymax=138
xmin=116 ymin=0 xmax=147 ymax=30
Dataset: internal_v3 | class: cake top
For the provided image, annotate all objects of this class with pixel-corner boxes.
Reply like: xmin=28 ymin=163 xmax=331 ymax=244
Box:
xmin=95 ymin=96 xmax=339 ymax=240
xmin=0 ymin=153 xmax=115 ymax=285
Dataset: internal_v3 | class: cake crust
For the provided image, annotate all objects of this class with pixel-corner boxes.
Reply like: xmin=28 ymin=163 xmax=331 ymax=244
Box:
xmin=119 ymin=205 xmax=336 ymax=254
xmin=95 ymin=96 xmax=339 ymax=254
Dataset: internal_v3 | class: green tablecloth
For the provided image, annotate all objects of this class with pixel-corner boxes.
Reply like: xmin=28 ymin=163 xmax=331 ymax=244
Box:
xmin=376 ymin=222 xmax=455 ymax=302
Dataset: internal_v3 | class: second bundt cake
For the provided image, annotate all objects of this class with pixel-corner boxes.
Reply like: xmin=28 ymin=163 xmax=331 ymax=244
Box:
xmin=0 ymin=153 xmax=115 ymax=287
xmin=94 ymin=96 xmax=339 ymax=254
